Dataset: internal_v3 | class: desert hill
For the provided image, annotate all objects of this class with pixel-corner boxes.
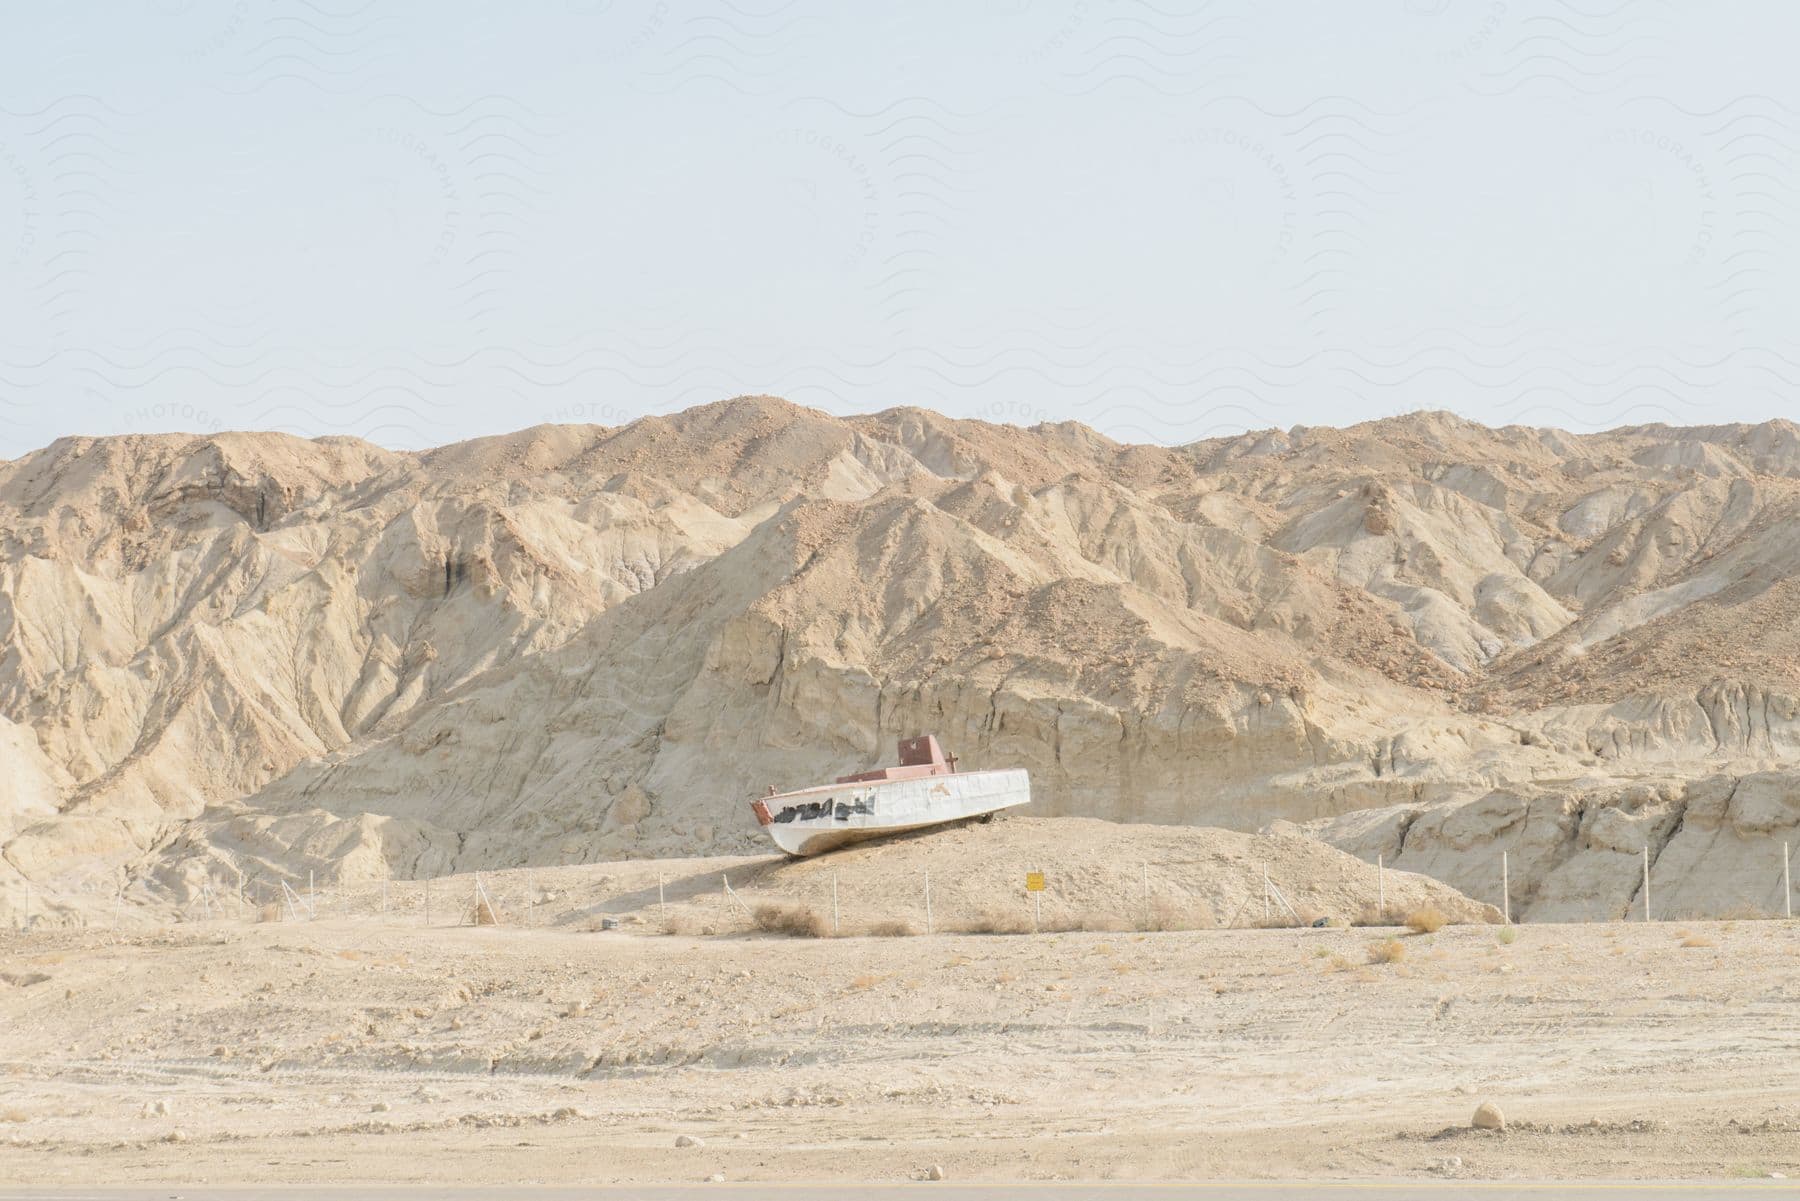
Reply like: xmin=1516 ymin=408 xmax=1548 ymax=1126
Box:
xmin=4 ymin=398 xmax=1799 ymax=921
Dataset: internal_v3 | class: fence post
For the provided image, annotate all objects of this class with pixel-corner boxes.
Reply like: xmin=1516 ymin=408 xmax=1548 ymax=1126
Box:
xmin=1502 ymin=850 xmax=1510 ymax=925
xmin=658 ymin=875 xmax=666 ymax=924
xmin=1261 ymin=865 xmax=1270 ymax=923
xmin=721 ymin=873 xmax=753 ymax=919
xmin=280 ymin=880 xmax=305 ymax=922
xmin=1265 ymin=875 xmax=1302 ymax=926
xmin=475 ymin=874 xmax=499 ymax=925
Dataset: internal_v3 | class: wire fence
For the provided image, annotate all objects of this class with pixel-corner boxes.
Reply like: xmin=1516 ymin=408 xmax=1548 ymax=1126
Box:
xmin=4 ymin=840 xmax=1796 ymax=933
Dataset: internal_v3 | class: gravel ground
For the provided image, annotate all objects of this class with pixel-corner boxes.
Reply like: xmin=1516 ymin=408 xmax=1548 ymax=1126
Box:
xmin=2 ymin=860 xmax=1798 ymax=1186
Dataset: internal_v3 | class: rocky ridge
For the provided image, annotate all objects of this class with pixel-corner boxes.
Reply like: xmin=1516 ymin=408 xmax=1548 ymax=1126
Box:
xmin=3 ymin=398 xmax=1799 ymax=921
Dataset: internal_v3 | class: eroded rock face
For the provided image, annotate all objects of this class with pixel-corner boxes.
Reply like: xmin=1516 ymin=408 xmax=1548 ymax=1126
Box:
xmin=1306 ymin=770 xmax=1800 ymax=921
xmin=5 ymin=399 xmax=1800 ymax=921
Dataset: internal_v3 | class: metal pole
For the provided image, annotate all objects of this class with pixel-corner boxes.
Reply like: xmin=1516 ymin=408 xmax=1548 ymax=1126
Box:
xmin=1261 ymin=865 xmax=1270 ymax=923
xmin=1643 ymin=846 xmax=1651 ymax=921
xmin=658 ymin=875 xmax=666 ymax=922
xmin=1502 ymin=851 xmax=1510 ymax=925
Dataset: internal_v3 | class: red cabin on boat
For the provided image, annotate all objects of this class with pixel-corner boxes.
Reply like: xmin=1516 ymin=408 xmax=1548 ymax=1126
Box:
xmin=834 ymin=735 xmax=958 ymax=784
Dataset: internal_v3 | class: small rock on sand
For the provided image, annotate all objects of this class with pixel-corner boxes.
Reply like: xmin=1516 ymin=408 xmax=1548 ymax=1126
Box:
xmin=675 ymin=1134 xmax=703 ymax=1148
xmin=370 ymin=1101 xmax=390 ymax=1113
xmin=1472 ymin=1101 xmax=1505 ymax=1131
xmin=926 ymin=1164 xmax=945 ymax=1181
xmin=706 ymin=1172 xmax=725 ymax=1182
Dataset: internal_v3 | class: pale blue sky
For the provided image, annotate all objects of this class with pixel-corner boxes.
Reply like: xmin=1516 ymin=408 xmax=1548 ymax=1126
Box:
xmin=2 ymin=1 xmax=1796 ymax=454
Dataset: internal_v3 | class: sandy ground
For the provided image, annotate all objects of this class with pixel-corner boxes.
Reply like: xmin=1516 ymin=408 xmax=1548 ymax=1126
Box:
xmin=3 ymin=854 xmax=1799 ymax=1187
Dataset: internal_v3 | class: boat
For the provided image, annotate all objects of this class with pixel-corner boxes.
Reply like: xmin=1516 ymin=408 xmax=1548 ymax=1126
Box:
xmin=750 ymin=735 xmax=1030 ymax=857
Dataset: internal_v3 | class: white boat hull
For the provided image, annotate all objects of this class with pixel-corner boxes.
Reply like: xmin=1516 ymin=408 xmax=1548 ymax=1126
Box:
xmin=759 ymin=769 xmax=1030 ymax=857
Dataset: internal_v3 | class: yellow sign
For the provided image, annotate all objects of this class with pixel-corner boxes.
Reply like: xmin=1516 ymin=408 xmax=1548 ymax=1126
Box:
xmin=1025 ymin=871 xmax=1045 ymax=892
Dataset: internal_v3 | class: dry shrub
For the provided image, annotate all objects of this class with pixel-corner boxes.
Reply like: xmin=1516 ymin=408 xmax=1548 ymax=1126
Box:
xmin=1249 ymin=915 xmax=1300 ymax=930
xmin=865 ymin=919 xmax=918 ymax=938
xmin=255 ymin=903 xmax=282 ymax=924
xmin=1368 ymin=937 xmax=1407 ymax=965
xmin=753 ymin=901 xmax=829 ymax=938
xmin=1140 ymin=895 xmax=1209 ymax=932
xmin=1073 ymin=911 xmax=1133 ymax=933
xmin=1037 ymin=912 xmax=1130 ymax=934
xmin=1405 ymin=907 xmax=1446 ymax=935
xmin=951 ymin=907 xmax=1141 ymax=935
xmin=952 ymin=908 xmax=1034 ymax=935
xmin=1681 ymin=935 xmax=1716 ymax=948
xmin=1719 ymin=904 xmax=1776 ymax=921
xmin=1351 ymin=904 xmax=1404 ymax=927
xmin=1496 ymin=926 xmax=1517 ymax=945
xmin=470 ymin=898 xmax=499 ymax=926
xmin=660 ymin=913 xmax=705 ymax=936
